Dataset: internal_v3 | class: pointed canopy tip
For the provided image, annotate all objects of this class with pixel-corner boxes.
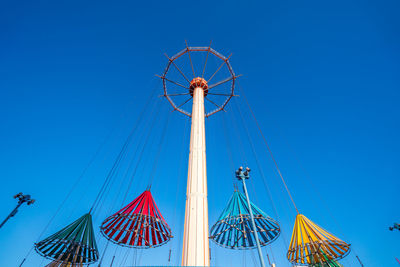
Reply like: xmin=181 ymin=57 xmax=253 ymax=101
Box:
xmin=100 ymin=190 xmax=172 ymax=248
xmin=210 ymin=190 xmax=280 ymax=249
xmin=35 ymin=213 xmax=99 ymax=265
xmin=216 ymin=190 xmax=274 ymax=221
xmin=287 ymin=214 xmax=350 ymax=265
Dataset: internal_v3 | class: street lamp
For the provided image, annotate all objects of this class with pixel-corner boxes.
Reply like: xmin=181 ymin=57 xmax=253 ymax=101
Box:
xmin=236 ymin=166 xmax=266 ymax=267
xmin=389 ymin=223 xmax=400 ymax=231
xmin=0 ymin=193 xmax=35 ymax=229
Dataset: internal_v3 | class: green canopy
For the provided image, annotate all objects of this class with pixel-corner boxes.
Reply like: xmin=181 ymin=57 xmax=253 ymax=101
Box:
xmin=310 ymin=249 xmax=343 ymax=267
xmin=35 ymin=213 xmax=98 ymax=265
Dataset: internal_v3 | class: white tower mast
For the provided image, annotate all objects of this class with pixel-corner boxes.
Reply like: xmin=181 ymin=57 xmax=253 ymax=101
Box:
xmin=161 ymin=44 xmax=236 ymax=266
xmin=182 ymin=77 xmax=209 ymax=265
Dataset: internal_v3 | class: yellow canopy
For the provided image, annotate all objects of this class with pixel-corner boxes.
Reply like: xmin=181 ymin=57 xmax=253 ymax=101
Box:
xmin=287 ymin=214 xmax=350 ymax=265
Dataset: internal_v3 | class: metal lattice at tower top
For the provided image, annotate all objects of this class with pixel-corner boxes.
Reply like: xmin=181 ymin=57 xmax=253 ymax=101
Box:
xmin=160 ymin=43 xmax=238 ymax=117
xmin=160 ymin=42 xmax=237 ymax=266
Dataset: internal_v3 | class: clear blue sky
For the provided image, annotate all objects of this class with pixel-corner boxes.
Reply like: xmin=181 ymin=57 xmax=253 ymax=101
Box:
xmin=0 ymin=0 xmax=399 ymax=266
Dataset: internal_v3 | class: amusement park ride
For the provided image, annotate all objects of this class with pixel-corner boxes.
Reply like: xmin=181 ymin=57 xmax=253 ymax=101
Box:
xmin=21 ymin=43 xmax=357 ymax=266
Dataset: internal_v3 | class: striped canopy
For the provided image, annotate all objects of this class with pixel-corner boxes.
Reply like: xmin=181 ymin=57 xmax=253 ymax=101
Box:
xmin=35 ymin=213 xmax=98 ymax=265
xmin=287 ymin=214 xmax=350 ymax=265
xmin=100 ymin=190 xmax=172 ymax=248
xmin=45 ymin=261 xmax=83 ymax=267
xmin=210 ymin=190 xmax=280 ymax=249
xmin=311 ymin=257 xmax=343 ymax=267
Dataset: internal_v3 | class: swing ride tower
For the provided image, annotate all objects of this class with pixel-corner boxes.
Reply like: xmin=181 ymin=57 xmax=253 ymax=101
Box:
xmin=26 ymin=44 xmax=355 ymax=267
xmin=160 ymin=43 xmax=236 ymax=266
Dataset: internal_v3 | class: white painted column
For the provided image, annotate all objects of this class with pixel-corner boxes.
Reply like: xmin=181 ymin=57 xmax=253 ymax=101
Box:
xmin=181 ymin=86 xmax=210 ymax=266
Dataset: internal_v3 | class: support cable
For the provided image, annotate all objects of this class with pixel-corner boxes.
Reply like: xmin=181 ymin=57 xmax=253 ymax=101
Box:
xmin=168 ymin=116 xmax=189 ymax=266
xmin=119 ymin=248 xmax=130 ymax=267
xmin=201 ymin=41 xmax=212 ymax=78
xmin=225 ymin=105 xmax=254 ymax=265
xmin=238 ymin=82 xmax=362 ymax=265
xmin=221 ymin=112 xmax=238 ymax=187
xmin=185 ymin=40 xmax=196 ymax=78
xmin=233 ymin=97 xmax=289 ymax=253
xmin=19 ymin=80 xmax=160 ymax=266
xmin=258 ymin=112 xmax=365 ymax=265
xmin=95 ymin=98 xmax=162 ymax=219
xmin=106 ymin=101 xmax=163 ymax=262
xmin=226 ymin=103 xmax=249 ymax=167
xmin=237 ymin=83 xmax=299 ymax=214
xmin=89 ymin=129 xmax=135 ymax=215
xmin=96 ymin=237 xmax=111 ymax=266
xmin=90 ymin=84 xmax=160 ymax=215
xmin=148 ymin=111 xmax=173 ymax=187
xmin=105 ymin=99 xmax=157 ymax=215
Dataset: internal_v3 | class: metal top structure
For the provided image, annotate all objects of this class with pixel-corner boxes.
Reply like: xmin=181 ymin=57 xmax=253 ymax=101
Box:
xmin=160 ymin=43 xmax=237 ymax=117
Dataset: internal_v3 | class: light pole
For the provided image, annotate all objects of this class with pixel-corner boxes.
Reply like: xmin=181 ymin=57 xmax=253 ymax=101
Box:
xmin=389 ymin=223 xmax=400 ymax=231
xmin=236 ymin=167 xmax=266 ymax=267
xmin=0 ymin=193 xmax=35 ymax=229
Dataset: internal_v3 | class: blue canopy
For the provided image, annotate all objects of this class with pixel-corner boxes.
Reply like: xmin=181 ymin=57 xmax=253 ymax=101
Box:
xmin=210 ymin=190 xmax=280 ymax=249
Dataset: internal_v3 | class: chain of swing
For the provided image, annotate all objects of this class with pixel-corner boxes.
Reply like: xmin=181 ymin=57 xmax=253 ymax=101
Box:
xmin=238 ymin=84 xmax=363 ymax=266
xmin=20 ymin=79 xmax=178 ymax=266
xmin=21 ymin=75 xmax=362 ymax=266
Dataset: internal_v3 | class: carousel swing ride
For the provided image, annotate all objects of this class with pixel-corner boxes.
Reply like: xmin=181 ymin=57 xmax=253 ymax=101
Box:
xmin=25 ymin=43 xmax=357 ymax=266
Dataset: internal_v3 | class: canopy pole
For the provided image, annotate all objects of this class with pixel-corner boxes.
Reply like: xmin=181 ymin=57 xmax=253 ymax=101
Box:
xmin=236 ymin=167 xmax=266 ymax=267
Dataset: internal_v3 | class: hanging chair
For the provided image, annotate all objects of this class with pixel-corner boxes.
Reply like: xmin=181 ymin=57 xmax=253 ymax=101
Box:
xmin=35 ymin=213 xmax=99 ymax=265
xmin=100 ymin=189 xmax=172 ymax=248
xmin=209 ymin=190 xmax=280 ymax=249
xmin=310 ymin=254 xmax=343 ymax=267
xmin=287 ymin=214 xmax=350 ymax=265
xmin=45 ymin=260 xmax=83 ymax=267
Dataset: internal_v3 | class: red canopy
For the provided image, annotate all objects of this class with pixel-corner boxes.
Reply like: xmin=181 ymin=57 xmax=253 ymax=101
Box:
xmin=100 ymin=190 xmax=172 ymax=248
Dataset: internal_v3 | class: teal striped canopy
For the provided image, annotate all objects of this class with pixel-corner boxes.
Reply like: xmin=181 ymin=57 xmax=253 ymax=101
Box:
xmin=210 ymin=190 xmax=280 ymax=249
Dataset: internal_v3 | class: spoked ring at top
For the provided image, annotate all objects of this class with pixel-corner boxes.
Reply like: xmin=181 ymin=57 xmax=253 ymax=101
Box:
xmin=160 ymin=44 xmax=237 ymax=117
